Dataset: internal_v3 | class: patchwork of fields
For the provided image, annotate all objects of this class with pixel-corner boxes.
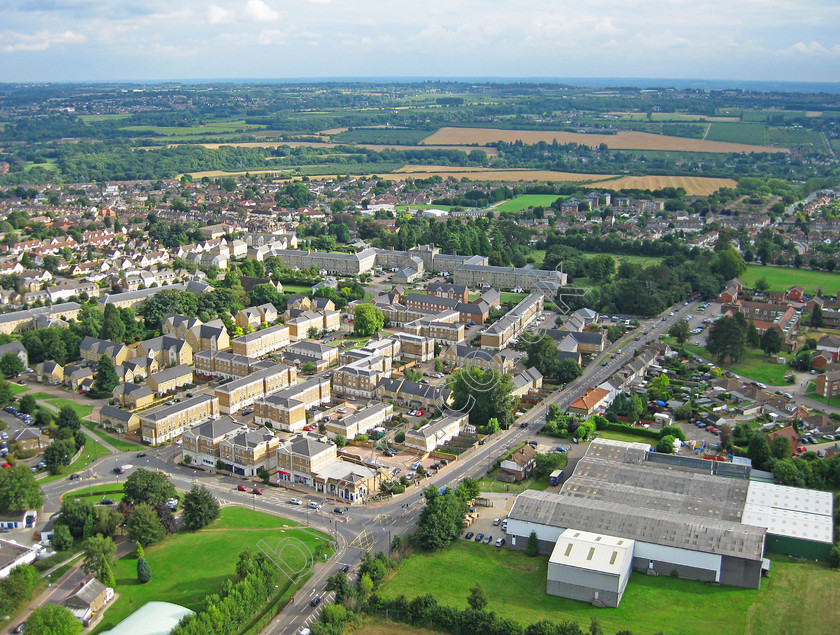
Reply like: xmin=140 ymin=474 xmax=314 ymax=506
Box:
xmin=421 ymin=127 xmax=790 ymax=153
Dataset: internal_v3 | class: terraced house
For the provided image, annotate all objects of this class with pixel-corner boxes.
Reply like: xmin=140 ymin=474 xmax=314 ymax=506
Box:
xmin=219 ymin=428 xmax=280 ymax=477
xmin=481 ymin=293 xmax=544 ymax=349
xmin=139 ymin=394 xmax=220 ymax=444
xmin=389 ymin=332 xmax=434 ymax=362
xmin=332 ymin=354 xmax=392 ymax=399
xmin=194 ymin=350 xmax=256 ymax=379
xmin=440 ymin=344 xmax=515 ymax=375
xmin=79 ymin=337 xmax=131 ymax=366
xmin=235 ymin=303 xmax=279 ymax=329
xmin=253 ymin=376 xmax=332 ymax=432
xmin=181 ymin=416 xmax=243 ymax=468
xmin=325 ymin=402 xmax=394 ymax=439
xmin=146 ymin=364 xmax=193 ymax=396
xmin=231 ymin=323 xmax=290 ymax=357
xmin=162 ymin=315 xmax=230 ymax=353
xmin=215 ymin=363 xmax=297 ymax=414
xmin=135 ymin=335 xmax=193 ymax=367
xmin=276 ymin=434 xmax=337 ymax=487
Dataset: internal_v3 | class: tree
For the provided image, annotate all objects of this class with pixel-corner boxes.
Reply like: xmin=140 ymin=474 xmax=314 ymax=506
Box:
xmin=0 ymin=352 xmax=23 ymax=378
xmin=587 ymin=254 xmax=615 ymax=283
xmin=326 ymin=571 xmax=353 ymax=604
xmin=668 ymin=319 xmax=690 ymax=344
xmin=126 ymin=503 xmax=166 ymax=546
xmin=137 ymin=556 xmax=152 ymax=583
xmin=811 ymin=303 xmax=824 ymax=327
xmin=655 ymin=435 xmax=675 ymax=453
xmin=674 ymin=402 xmax=693 ymax=421
xmin=122 ymin=469 xmax=177 ymax=507
xmin=403 ymin=367 xmax=422 ymax=382
xmin=93 ymin=354 xmax=119 ymax=395
xmin=134 ymin=541 xmax=145 ymax=558
xmin=659 ymin=425 xmax=686 ymax=442
xmin=417 ymin=486 xmax=468 ymax=550
xmin=747 ymin=436 xmax=772 ymax=470
xmin=100 ymin=303 xmax=126 ymax=342
xmin=467 ymin=583 xmax=488 ymax=611
xmin=830 ymin=545 xmax=840 ymax=569
xmin=556 ymin=358 xmax=583 ymax=384
xmin=353 ymin=304 xmax=385 ymax=336
xmin=760 ymin=328 xmax=782 ymax=358
xmin=526 ymin=531 xmax=539 ymax=557
xmin=523 ymin=336 xmax=562 ymax=379
xmin=51 ymin=524 xmax=74 ymax=551
xmin=0 ymin=464 xmax=44 ymax=511
xmin=57 ymin=405 xmax=82 ymax=431
xmin=718 ymin=423 xmax=734 ymax=451
xmin=24 ymin=604 xmax=82 ymax=635
xmin=770 ymin=435 xmax=792 ymax=459
xmin=18 ymin=394 xmax=36 ymax=414
xmin=449 ymin=367 xmax=517 ymax=430
xmin=482 ymin=416 xmax=500 ymax=435
xmin=706 ymin=316 xmax=746 ymax=364
xmin=533 ymin=452 xmax=567 ymax=479
xmin=713 ymin=247 xmax=746 ymax=280
xmin=301 ymin=361 xmax=316 ymax=375
xmin=182 ymin=485 xmax=220 ymax=530
xmin=43 ymin=439 xmax=74 ymax=474
xmin=257 ymin=466 xmax=271 ymax=484
xmin=82 ymin=533 xmax=116 ymax=582
xmin=56 ymin=499 xmax=96 ymax=540
xmin=754 ymin=277 xmax=770 ymax=293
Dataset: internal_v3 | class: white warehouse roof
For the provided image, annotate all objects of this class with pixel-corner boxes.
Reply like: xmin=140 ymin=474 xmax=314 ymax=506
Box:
xmin=549 ymin=529 xmax=634 ymax=577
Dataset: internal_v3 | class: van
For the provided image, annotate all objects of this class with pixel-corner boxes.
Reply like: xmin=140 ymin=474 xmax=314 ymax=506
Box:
xmin=309 ymin=501 xmax=321 ymax=509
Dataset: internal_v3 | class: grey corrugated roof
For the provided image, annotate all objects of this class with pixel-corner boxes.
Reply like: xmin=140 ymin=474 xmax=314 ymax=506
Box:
xmin=508 ymin=490 xmax=765 ymax=561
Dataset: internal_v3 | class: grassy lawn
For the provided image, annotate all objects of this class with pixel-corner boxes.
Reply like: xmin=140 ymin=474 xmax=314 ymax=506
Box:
xmin=381 ymin=542 xmax=839 ymax=635
xmin=42 ymin=397 xmax=94 ymax=419
xmin=803 ymin=382 xmax=840 ymax=408
xmin=596 ymin=429 xmax=656 ymax=446
xmin=281 ymin=283 xmax=314 ymax=295
xmin=476 ymin=475 xmax=549 ymax=494
xmin=39 ymin=435 xmax=111 ymax=484
xmin=65 ymin=483 xmax=125 ymax=503
xmin=92 ymin=507 xmax=332 ymax=634
xmin=496 ymin=194 xmax=564 ymax=212
xmin=682 ymin=344 xmax=790 ymax=386
xmin=6 ymin=381 xmax=30 ymax=395
xmin=82 ymin=421 xmax=144 ymax=452
xmin=500 ymin=292 xmax=528 ymax=304
xmin=741 ymin=265 xmax=840 ymax=296
xmin=350 ymin=617 xmax=441 ymax=635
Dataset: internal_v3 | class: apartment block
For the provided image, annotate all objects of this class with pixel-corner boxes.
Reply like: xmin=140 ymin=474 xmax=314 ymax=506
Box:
xmin=326 ymin=402 xmax=394 ymax=439
xmin=284 ymin=341 xmax=340 ymax=366
xmin=404 ymin=413 xmax=468 ymax=452
xmin=182 ymin=416 xmax=243 ymax=468
xmin=253 ymin=377 xmax=332 ymax=432
xmin=139 ymin=394 xmax=220 ymax=445
xmin=389 ymin=332 xmax=434 ymax=362
xmin=231 ymin=323 xmax=290 ymax=357
xmin=215 ymin=363 xmax=297 ymax=414
xmin=276 ymin=434 xmax=338 ymax=487
xmin=481 ymin=293 xmax=544 ymax=349
xmin=194 ymin=351 xmax=256 ymax=379
xmin=332 ymin=355 xmax=392 ymax=399
xmin=286 ymin=309 xmax=341 ymax=342
xmin=219 ymin=428 xmax=280 ymax=477
xmin=375 ymin=377 xmax=452 ymax=410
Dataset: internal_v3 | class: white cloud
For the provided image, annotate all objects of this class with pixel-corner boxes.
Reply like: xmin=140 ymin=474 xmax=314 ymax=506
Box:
xmin=257 ymin=28 xmax=285 ymax=45
xmin=784 ymin=40 xmax=840 ymax=56
xmin=1 ymin=29 xmax=86 ymax=52
xmin=245 ymin=0 xmax=279 ymax=22
xmin=207 ymin=6 xmax=233 ymax=25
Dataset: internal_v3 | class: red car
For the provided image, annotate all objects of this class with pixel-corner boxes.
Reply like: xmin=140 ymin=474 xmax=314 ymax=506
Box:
xmin=252 ymin=487 xmax=263 ymax=495
xmin=237 ymin=484 xmax=248 ymax=492
xmin=303 ymin=425 xmax=314 ymax=431
xmin=797 ymin=446 xmax=807 ymax=453
xmin=416 ymin=410 xmax=424 ymax=417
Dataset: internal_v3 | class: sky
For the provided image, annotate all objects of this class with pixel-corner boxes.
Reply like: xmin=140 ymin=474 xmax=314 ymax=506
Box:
xmin=1 ymin=0 xmax=839 ymax=83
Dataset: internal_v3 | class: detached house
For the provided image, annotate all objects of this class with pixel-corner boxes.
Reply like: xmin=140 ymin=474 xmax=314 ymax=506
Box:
xmin=499 ymin=444 xmax=537 ymax=481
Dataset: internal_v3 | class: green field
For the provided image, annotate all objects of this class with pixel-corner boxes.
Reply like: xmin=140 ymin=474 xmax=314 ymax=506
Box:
xmin=7 ymin=381 xmax=30 ymax=395
xmin=82 ymin=421 xmax=144 ymax=451
xmin=332 ymin=128 xmax=433 ymax=145
xmin=381 ymin=543 xmax=840 ymax=635
xmin=92 ymin=507 xmax=330 ymax=634
xmin=705 ymin=122 xmax=767 ymax=145
xmin=79 ymin=114 xmax=131 ymax=123
xmin=682 ymin=343 xmax=790 ymax=385
xmin=476 ymin=474 xmax=550 ymax=494
xmin=741 ymin=264 xmax=840 ymax=295
xmin=500 ymin=292 xmax=528 ymax=304
xmin=768 ymin=127 xmax=828 ymax=151
xmin=496 ymin=194 xmax=564 ymax=212
xmin=23 ymin=160 xmax=59 ymax=173
xmin=121 ymin=120 xmax=264 ymax=136
xmin=596 ymin=429 xmax=656 ymax=445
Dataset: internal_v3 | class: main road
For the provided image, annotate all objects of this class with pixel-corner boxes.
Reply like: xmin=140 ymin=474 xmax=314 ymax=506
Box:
xmin=31 ymin=300 xmax=700 ymax=635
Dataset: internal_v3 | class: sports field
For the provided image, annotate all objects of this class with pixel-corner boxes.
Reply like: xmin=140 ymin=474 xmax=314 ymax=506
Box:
xmin=421 ymin=127 xmax=789 ymax=153
xmin=380 ymin=542 xmax=839 ymax=635
xmin=741 ymin=265 xmax=840 ymax=296
xmin=494 ymin=195 xmax=564 ymax=212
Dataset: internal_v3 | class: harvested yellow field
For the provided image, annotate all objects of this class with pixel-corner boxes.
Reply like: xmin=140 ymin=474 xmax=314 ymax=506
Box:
xmin=319 ymin=127 xmax=349 ymax=135
xmin=391 ymin=167 xmax=607 ymax=182
xmin=589 ymin=175 xmax=737 ymax=195
xmin=421 ymin=127 xmax=789 ymax=154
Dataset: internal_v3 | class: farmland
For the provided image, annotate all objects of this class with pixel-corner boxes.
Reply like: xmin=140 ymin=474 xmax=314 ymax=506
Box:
xmin=379 ymin=541 xmax=840 ymax=635
xmin=741 ymin=265 xmax=840 ymax=296
xmin=420 ymin=127 xmax=790 ymax=153
xmin=705 ymin=122 xmax=768 ymax=145
xmin=331 ymin=127 xmax=434 ymax=145
xmin=589 ymin=175 xmax=737 ymax=195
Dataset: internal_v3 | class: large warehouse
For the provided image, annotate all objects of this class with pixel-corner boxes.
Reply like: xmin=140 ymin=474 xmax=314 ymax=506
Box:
xmin=506 ymin=438 xmax=834 ymax=605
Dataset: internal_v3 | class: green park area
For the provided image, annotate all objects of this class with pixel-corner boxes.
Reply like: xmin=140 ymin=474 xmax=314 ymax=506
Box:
xmin=741 ymin=265 xmax=840 ymax=296
xmin=65 ymin=483 xmax=126 ymax=503
xmin=92 ymin=506 xmax=332 ymax=634
xmin=380 ymin=542 xmax=839 ymax=635
xmin=681 ymin=343 xmax=791 ymax=386
xmin=39 ymin=434 xmax=111 ymax=484
xmin=496 ymin=194 xmax=564 ymax=212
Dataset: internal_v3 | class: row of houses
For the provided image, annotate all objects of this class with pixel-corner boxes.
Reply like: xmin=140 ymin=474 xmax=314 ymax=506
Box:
xmin=481 ymin=293 xmax=545 ymax=349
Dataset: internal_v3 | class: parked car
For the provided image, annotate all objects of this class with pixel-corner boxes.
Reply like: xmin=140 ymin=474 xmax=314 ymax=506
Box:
xmin=290 ymin=498 xmax=303 ymax=505
xmin=465 ymin=531 xmax=474 ymax=540
xmin=136 ymin=452 xmax=146 ymax=458
xmin=492 ymin=518 xmax=501 ymax=526
xmin=797 ymin=446 xmax=807 ymax=452
xmin=167 ymin=498 xmax=178 ymax=510
xmin=252 ymin=487 xmax=263 ymax=495
xmin=99 ymin=498 xmax=115 ymax=505
xmin=495 ymin=538 xmax=506 ymax=547
xmin=333 ymin=507 xmax=345 ymax=515
xmin=310 ymin=596 xmax=321 ymax=607
xmin=474 ymin=533 xmax=484 ymax=542
xmin=483 ymin=534 xmax=493 ymax=545
xmin=237 ymin=484 xmax=248 ymax=491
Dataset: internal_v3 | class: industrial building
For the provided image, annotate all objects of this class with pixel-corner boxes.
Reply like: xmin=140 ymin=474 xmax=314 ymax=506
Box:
xmin=506 ymin=439 xmax=834 ymax=606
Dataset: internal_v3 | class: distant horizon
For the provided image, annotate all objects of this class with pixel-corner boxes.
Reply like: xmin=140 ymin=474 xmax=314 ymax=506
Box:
xmin=3 ymin=76 xmax=840 ymax=95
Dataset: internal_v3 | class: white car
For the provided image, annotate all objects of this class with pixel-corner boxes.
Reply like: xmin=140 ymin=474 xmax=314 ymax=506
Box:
xmin=309 ymin=501 xmax=321 ymax=509
xmin=289 ymin=498 xmax=303 ymax=505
